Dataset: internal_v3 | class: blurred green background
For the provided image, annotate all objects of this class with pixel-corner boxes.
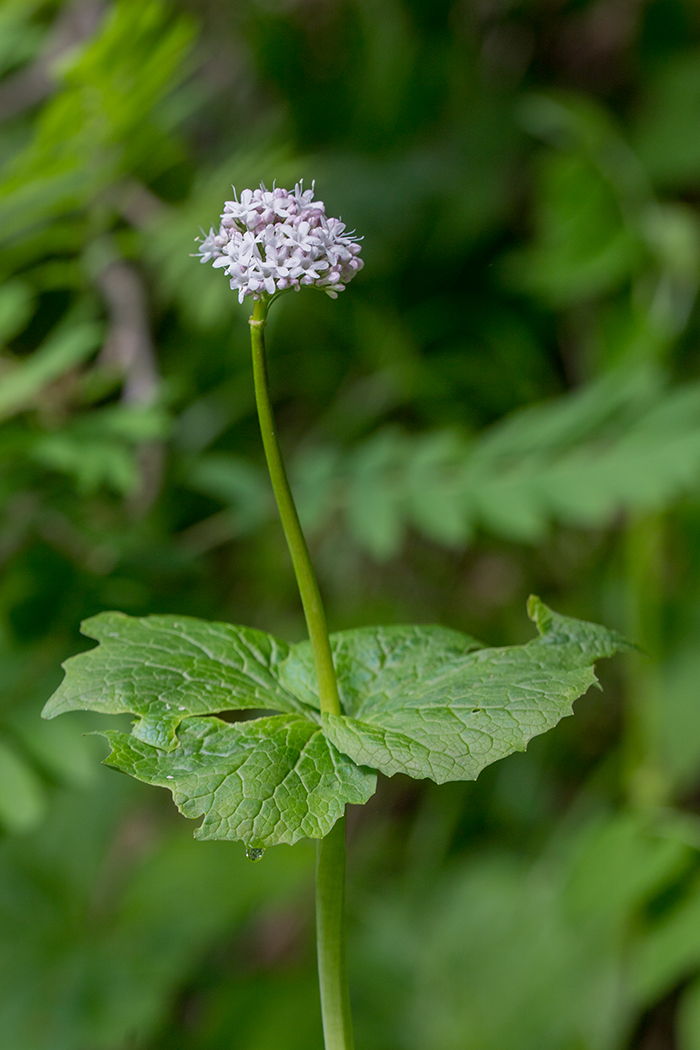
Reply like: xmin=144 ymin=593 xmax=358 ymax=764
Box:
xmin=4 ymin=0 xmax=700 ymax=1046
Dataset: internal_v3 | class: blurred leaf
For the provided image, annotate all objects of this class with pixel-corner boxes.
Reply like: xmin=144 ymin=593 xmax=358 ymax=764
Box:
xmin=679 ymin=976 xmax=700 ymax=1050
xmin=355 ymin=810 xmax=698 ymax=1050
xmin=292 ymin=444 xmax=341 ymax=533
xmin=404 ymin=431 xmax=470 ymax=547
xmin=149 ymin=969 xmax=324 ymax=1050
xmin=345 ymin=429 xmax=406 ymax=559
xmin=102 ymin=831 xmax=314 ymax=1040
xmin=505 ymin=93 xmax=649 ymax=306
xmin=411 ymin=860 xmax=621 ymax=1050
xmin=31 ymin=433 xmax=139 ymax=494
xmin=634 ymin=49 xmax=700 ymax=187
xmin=356 ymin=851 xmax=625 ymax=1050
xmin=653 ymin=647 xmax=700 ymax=791
xmin=0 ymin=280 xmax=34 ymax=346
xmin=0 ymin=736 xmax=45 ymax=833
xmin=0 ymin=0 xmax=194 ymax=244
xmin=94 ymin=403 xmax=170 ymax=441
xmin=630 ymin=864 xmax=700 ymax=1004
xmin=0 ymin=319 xmax=102 ymax=421
xmin=564 ymin=811 xmax=693 ymax=926
xmin=187 ymin=453 xmax=271 ymax=532
xmin=642 ymin=202 xmax=700 ymax=283
xmin=281 ymin=368 xmax=700 ymax=557
xmin=504 ymin=148 xmax=641 ymax=305
xmin=0 ymin=776 xmax=314 ymax=1049
xmin=0 ymin=0 xmax=45 ymax=79
xmin=31 ymin=403 xmax=170 ymax=494
xmin=11 ymin=712 xmax=98 ymax=788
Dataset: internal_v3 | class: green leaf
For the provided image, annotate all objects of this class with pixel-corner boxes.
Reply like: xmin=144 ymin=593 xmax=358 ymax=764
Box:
xmin=42 ymin=613 xmax=314 ymax=751
xmin=280 ymin=624 xmax=484 ymax=714
xmin=525 ymin=595 xmax=631 ymax=658
xmin=299 ymin=598 xmax=629 ymax=784
xmin=43 ymin=602 xmax=625 ymax=843
xmin=102 ymin=714 xmax=376 ymax=847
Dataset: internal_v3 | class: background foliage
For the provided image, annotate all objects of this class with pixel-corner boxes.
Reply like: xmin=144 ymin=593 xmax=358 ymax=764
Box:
xmin=3 ymin=0 xmax=700 ymax=1046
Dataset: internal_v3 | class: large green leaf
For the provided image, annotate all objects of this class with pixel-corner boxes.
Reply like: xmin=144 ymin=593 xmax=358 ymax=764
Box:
xmin=43 ymin=599 xmax=625 ymax=843
xmin=102 ymin=714 xmax=376 ymax=847
xmin=42 ymin=613 xmax=313 ymax=750
xmin=304 ymin=598 xmax=629 ymax=784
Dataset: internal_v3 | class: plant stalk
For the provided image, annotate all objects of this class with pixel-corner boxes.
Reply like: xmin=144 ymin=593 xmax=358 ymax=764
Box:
xmin=317 ymin=816 xmax=354 ymax=1050
xmin=249 ymin=298 xmax=341 ymax=717
xmin=249 ymin=297 xmax=352 ymax=1050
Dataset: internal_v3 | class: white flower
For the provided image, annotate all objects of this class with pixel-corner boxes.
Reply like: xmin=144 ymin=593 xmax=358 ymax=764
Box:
xmin=195 ymin=181 xmax=363 ymax=303
xmin=196 ymin=227 xmax=227 ymax=263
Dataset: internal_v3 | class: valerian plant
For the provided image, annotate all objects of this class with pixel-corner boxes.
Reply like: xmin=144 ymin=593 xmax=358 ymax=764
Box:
xmin=43 ymin=182 xmax=630 ymax=1050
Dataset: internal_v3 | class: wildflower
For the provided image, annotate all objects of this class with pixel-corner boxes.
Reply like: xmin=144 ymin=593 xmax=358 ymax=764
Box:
xmin=195 ymin=181 xmax=363 ymax=303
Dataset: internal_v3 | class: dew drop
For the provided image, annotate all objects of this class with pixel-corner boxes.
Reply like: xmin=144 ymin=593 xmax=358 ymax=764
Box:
xmin=245 ymin=845 xmax=265 ymax=862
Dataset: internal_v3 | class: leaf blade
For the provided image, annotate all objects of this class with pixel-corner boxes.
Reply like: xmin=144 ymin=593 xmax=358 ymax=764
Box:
xmin=319 ymin=598 xmax=629 ymax=784
xmin=42 ymin=613 xmax=313 ymax=751
xmin=103 ymin=714 xmax=377 ymax=847
xmin=280 ymin=624 xmax=484 ymax=715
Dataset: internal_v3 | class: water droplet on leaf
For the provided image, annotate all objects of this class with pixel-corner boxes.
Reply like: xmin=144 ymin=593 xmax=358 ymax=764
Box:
xmin=245 ymin=845 xmax=265 ymax=862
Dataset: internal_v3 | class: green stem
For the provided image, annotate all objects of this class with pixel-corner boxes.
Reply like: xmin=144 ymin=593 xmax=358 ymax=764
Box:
xmin=316 ymin=817 xmax=354 ymax=1050
xmin=249 ymin=297 xmax=352 ymax=1050
xmin=249 ymin=298 xmax=340 ymax=717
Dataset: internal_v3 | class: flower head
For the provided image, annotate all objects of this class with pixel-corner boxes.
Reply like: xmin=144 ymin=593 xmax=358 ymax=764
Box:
xmin=195 ymin=181 xmax=363 ymax=303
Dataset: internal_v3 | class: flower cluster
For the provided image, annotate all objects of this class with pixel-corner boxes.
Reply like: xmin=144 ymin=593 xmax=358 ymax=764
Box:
xmin=196 ymin=181 xmax=363 ymax=303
